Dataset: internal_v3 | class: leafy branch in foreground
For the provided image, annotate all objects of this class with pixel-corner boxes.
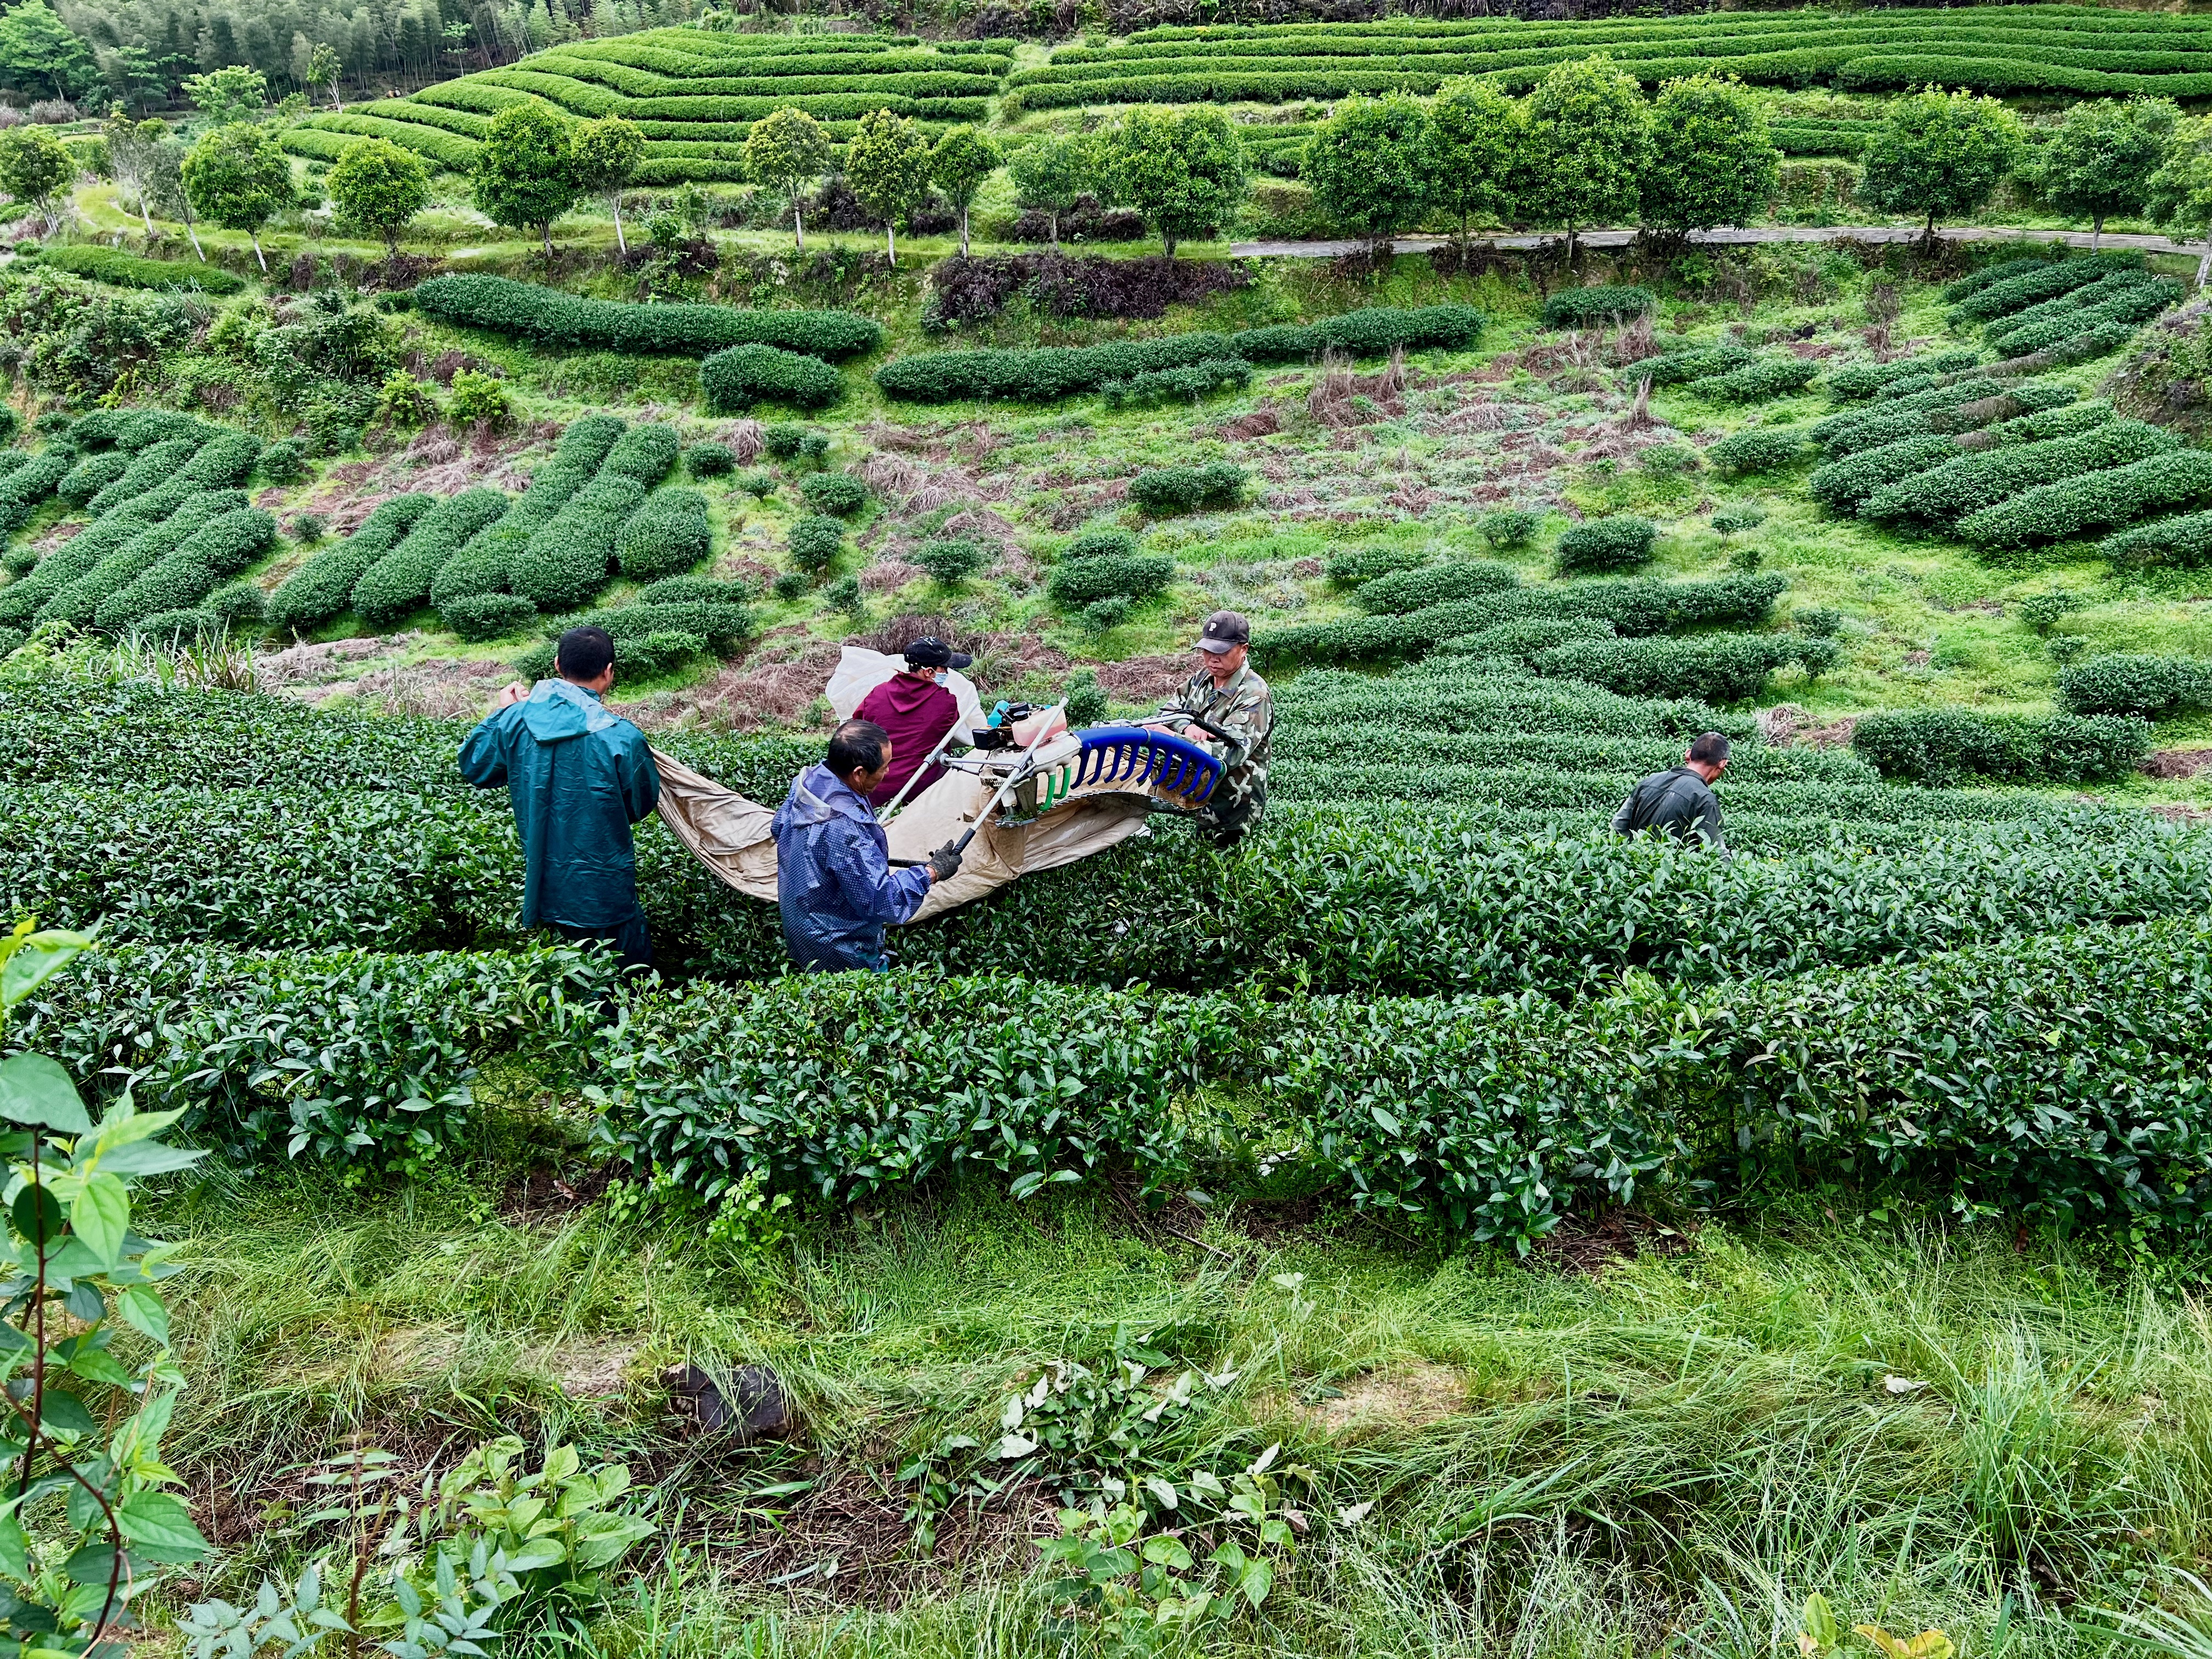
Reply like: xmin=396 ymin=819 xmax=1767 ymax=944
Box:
xmin=0 ymin=915 xmax=209 ymax=1658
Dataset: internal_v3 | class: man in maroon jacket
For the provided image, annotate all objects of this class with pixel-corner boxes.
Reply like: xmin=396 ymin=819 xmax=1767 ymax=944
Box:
xmin=854 ymin=636 xmax=973 ymax=808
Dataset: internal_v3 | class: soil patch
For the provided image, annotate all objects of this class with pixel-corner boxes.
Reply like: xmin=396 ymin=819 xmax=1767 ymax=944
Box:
xmin=1530 ymin=1207 xmax=1696 ymax=1277
xmin=1302 ymin=1362 xmax=1466 ymax=1436
xmin=2142 ymin=747 xmax=2212 ymax=780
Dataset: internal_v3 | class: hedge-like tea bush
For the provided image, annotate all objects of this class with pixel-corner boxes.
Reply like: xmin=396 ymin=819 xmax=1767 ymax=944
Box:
xmin=1858 ymin=419 xmax=2177 ymax=526
xmin=58 ymin=450 xmax=130 ymax=505
xmin=82 ymin=436 xmax=202 ymax=518
xmin=1948 ymin=253 xmax=2142 ymax=323
xmin=1708 ymin=428 xmax=1807 ymax=476
xmin=0 ymin=450 xmax=69 ymax=543
xmin=1622 ymin=343 xmax=1753 ymax=385
xmin=600 ymin=422 xmax=682 ymax=486
xmin=875 ymin=305 xmax=1482 ymax=403
xmin=269 ymin=495 xmax=437 ymax=631
xmin=1943 ymin=257 xmax=2051 ymax=302
xmin=686 ymin=442 xmax=736 ymax=477
xmin=1826 ymin=349 xmax=1980 ymax=400
xmin=1353 ymin=560 xmax=1519 ymax=614
xmin=441 ymin=592 xmax=538 ymax=641
xmin=36 ymin=243 xmax=247 ymax=295
xmin=350 ymin=489 xmax=514 ymax=626
xmin=1984 ymin=272 xmax=2178 ymax=350
xmin=1130 ymin=462 xmax=1244 ymax=512
xmin=1431 ymin=616 xmax=1616 ymax=667
xmin=1807 ymin=433 xmax=1962 ymax=511
xmin=509 ymin=475 xmax=649 ymax=608
xmin=798 ymin=472 xmax=867 ymax=515
xmin=615 ymin=487 xmax=712 ymax=579
xmin=1047 ymin=550 xmax=1176 ymax=608
xmin=1543 ymin=286 xmax=1654 ymax=328
xmin=1528 ymin=632 xmax=1825 ymax=702
xmin=1691 ymin=356 xmax=1819 ymax=402
xmin=699 ymin=343 xmax=845 ymax=410
xmin=1256 ymin=572 xmax=1786 ymax=670
xmin=787 ymin=514 xmax=844 ymax=576
xmin=1959 ymin=450 xmax=2212 ymax=547
xmin=12 ymin=940 xmax=618 ymax=1167
xmin=37 ymin=489 xmax=249 ymax=629
xmin=2058 ymin=653 xmax=2212 ymax=719
xmin=1852 ymin=708 xmax=2151 ymax=784
xmin=94 ymin=508 xmax=278 ymax=631
xmin=429 ymin=419 xmax=626 ymax=608
xmin=1554 ymin=516 xmax=1655 ymax=575
xmin=1813 ymin=379 xmax=2020 ymax=455
xmin=1101 ymin=358 xmax=1252 ymax=408
xmin=2100 ymin=509 xmax=2212 ymax=569
xmin=1983 ymin=278 xmax=2183 ymax=359
xmin=1984 ymin=400 xmax=2117 ymax=445
xmin=411 ymin=275 xmax=883 ymax=359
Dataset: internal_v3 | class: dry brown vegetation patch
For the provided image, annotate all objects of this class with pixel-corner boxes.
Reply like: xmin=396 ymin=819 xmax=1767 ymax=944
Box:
xmin=1302 ymin=1362 xmax=1466 ymax=1437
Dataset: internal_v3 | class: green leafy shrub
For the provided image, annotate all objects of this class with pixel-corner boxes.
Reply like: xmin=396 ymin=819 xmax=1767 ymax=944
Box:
xmin=700 ymin=343 xmax=844 ymax=410
xmin=1048 ymin=550 xmax=1176 ymax=608
xmin=38 ymin=495 xmax=251 ymax=629
xmin=509 ymin=475 xmax=648 ymax=609
xmin=1478 ymin=508 xmax=1538 ymax=550
xmin=1326 ymin=543 xmax=1430 ymax=586
xmin=412 ymin=274 xmax=883 ymax=358
xmin=876 ymin=305 xmax=1482 ymax=402
xmin=1807 ymin=434 xmax=1961 ymax=512
xmin=57 ymin=449 xmax=130 ymax=505
xmin=1691 ymin=356 xmax=1820 ymax=402
xmin=685 ymin=441 xmax=736 ymax=476
xmin=268 ymin=494 xmax=437 ymax=631
xmin=350 ymin=488 xmax=514 ymax=626
xmin=1101 ymin=357 xmax=1252 ymax=408
xmin=256 ymin=438 xmax=308 ymax=483
xmin=1984 ymin=272 xmax=2179 ymax=351
xmin=1353 ymin=560 xmax=1519 ymax=614
xmin=619 ymin=628 xmax=706 ymax=678
xmin=1708 ymin=428 xmax=1807 ymax=476
xmin=738 ymin=470 xmax=777 ymax=498
xmin=1256 ymin=572 xmax=1786 ymax=671
xmin=788 ymin=513 xmax=844 ymax=577
xmin=441 ymin=591 xmax=538 ymax=640
xmin=1947 ymin=252 xmax=2143 ymax=323
xmin=95 ymin=507 xmax=280 ymax=631
xmin=1622 ymin=343 xmax=1753 ymax=386
xmin=1960 ymin=450 xmax=2212 ymax=547
xmin=1081 ymin=596 xmax=1130 ymax=631
xmin=36 ymin=241 xmax=247 ymax=294
xmin=2058 ymin=653 xmax=2212 ymax=719
xmin=615 ymin=487 xmax=712 ymax=580
xmin=446 ymin=369 xmax=513 ymax=428
xmin=83 ymin=436 xmax=204 ymax=517
xmin=763 ymin=424 xmax=816 ymax=461
xmin=1129 ymin=462 xmax=1244 ymax=513
xmin=2100 ymin=509 xmax=2212 ymax=569
xmin=600 ymin=422 xmax=682 ymax=486
xmin=1065 ymin=528 xmax=1139 ymax=561
xmin=1529 ymin=632 xmax=1823 ymax=702
xmin=1554 ymin=516 xmax=1656 ymax=575
xmin=1542 ymin=285 xmax=1654 ymax=328
xmin=911 ymin=537 xmax=986 ymax=584
xmin=1825 ymin=349 xmax=1980 ymax=400
xmin=1853 ymin=708 xmax=2150 ymax=785
xmin=207 ymin=580 xmax=267 ymax=627
xmin=1858 ymin=419 xmax=2177 ymax=526
xmin=1796 ymin=605 xmax=1842 ymax=637
xmin=799 ymin=471 xmax=867 ymax=515
xmin=1063 ymin=667 xmax=1108 ymax=726
xmin=430 ymin=417 xmax=625 ymax=608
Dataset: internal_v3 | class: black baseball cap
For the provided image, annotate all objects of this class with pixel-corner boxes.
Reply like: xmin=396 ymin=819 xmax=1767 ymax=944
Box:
xmin=904 ymin=636 xmax=973 ymax=670
xmin=1196 ymin=611 xmax=1250 ymax=654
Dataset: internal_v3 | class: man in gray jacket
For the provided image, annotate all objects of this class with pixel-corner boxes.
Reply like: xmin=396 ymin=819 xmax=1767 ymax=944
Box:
xmin=1611 ymin=731 xmax=1731 ymax=854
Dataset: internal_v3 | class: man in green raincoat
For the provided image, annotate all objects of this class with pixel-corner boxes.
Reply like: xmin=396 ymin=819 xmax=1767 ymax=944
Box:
xmin=460 ymin=625 xmax=662 ymax=973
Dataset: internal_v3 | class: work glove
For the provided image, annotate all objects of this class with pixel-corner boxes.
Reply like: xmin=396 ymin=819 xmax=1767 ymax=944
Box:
xmin=928 ymin=840 xmax=964 ymax=881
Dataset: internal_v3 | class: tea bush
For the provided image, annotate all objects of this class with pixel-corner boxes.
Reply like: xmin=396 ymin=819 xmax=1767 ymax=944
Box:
xmin=2058 ymin=653 xmax=2212 ymax=719
xmin=350 ymin=488 xmax=513 ymax=625
xmin=1708 ymin=428 xmax=1807 ymax=476
xmin=1852 ymin=708 xmax=2152 ymax=784
xmin=614 ymin=487 xmax=712 ymax=580
xmin=1352 ymin=560 xmax=1519 ymax=613
xmin=1554 ymin=516 xmax=1655 ymax=575
xmin=699 ymin=343 xmax=845 ymax=410
xmin=411 ymin=275 xmax=883 ymax=358
xmin=1129 ymin=462 xmax=1244 ymax=512
xmin=1542 ymin=285 xmax=1653 ymax=328
xmin=270 ymin=495 xmax=437 ymax=630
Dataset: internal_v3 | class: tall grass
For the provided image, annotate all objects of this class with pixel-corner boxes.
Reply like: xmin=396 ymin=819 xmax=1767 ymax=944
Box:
xmin=138 ymin=1152 xmax=2212 ymax=1657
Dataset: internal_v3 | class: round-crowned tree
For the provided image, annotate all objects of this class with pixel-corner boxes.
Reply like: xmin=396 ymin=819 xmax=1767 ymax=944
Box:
xmin=326 ymin=137 xmax=431 ymax=258
xmin=1857 ymin=87 xmax=2023 ymax=247
xmin=180 ymin=121 xmax=294 ymax=270
xmin=1302 ymin=92 xmax=1432 ymax=253
xmin=472 ymin=101 xmax=582 ymax=262
xmin=1640 ymin=72 xmax=1779 ymax=242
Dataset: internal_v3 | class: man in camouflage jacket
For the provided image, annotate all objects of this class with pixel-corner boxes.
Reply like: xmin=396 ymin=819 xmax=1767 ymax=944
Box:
xmin=1150 ymin=610 xmax=1272 ymax=848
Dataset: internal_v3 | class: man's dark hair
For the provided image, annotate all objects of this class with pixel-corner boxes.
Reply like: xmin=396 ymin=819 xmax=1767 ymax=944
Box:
xmin=827 ymin=719 xmax=888 ymax=780
xmin=1689 ymin=731 xmax=1732 ymax=766
xmin=556 ymin=625 xmax=616 ymax=682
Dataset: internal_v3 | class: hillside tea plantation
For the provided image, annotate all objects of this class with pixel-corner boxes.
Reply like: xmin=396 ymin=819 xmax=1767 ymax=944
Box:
xmin=3 ymin=7 xmax=2212 ymax=1650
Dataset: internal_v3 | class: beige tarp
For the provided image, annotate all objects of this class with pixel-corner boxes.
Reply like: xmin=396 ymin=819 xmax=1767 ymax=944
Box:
xmin=650 ymin=739 xmax=1156 ymax=921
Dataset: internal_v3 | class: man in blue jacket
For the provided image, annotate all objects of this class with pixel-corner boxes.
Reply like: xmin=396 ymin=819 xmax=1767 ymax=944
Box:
xmin=772 ymin=720 xmax=963 ymax=972
xmin=459 ymin=625 xmax=662 ymax=973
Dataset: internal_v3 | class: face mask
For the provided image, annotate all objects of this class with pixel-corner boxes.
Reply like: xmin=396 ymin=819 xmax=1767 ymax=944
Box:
xmin=934 ymin=671 xmax=949 ymax=686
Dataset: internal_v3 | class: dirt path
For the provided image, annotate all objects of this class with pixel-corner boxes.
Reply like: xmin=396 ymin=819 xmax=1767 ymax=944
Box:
xmin=1230 ymin=224 xmax=2210 ymax=258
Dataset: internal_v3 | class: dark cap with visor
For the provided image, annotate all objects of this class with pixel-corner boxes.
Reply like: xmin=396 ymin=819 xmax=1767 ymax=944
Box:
xmin=903 ymin=636 xmax=973 ymax=670
xmin=1196 ymin=611 xmax=1250 ymax=654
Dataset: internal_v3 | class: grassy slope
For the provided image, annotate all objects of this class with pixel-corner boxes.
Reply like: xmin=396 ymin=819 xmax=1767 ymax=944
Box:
xmin=155 ymin=1119 xmax=2212 ymax=1654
